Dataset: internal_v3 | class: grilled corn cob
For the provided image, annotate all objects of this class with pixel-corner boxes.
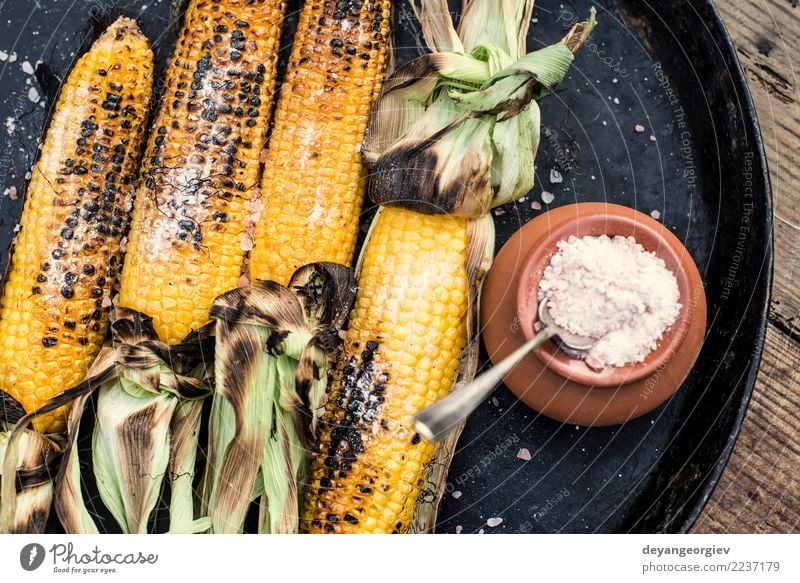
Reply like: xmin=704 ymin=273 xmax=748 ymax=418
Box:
xmin=301 ymin=207 xmax=469 ymax=533
xmin=248 ymin=0 xmax=392 ymax=285
xmin=0 ymin=18 xmax=153 ymax=434
xmin=119 ymin=0 xmax=286 ymax=343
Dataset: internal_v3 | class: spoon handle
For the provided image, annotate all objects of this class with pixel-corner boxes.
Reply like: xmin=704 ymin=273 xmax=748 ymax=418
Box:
xmin=414 ymin=326 xmax=556 ymax=442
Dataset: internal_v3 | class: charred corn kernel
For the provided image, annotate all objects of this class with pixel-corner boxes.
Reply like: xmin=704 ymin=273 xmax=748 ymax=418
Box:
xmin=119 ymin=0 xmax=286 ymax=343
xmin=0 ymin=18 xmax=152 ymax=434
xmin=249 ymin=0 xmax=392 ymax=285
xmin=301 ymin=208 xmax=469 ymax=534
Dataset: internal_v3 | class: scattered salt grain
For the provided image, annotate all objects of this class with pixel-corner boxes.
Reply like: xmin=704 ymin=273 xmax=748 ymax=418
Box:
xmin=21 ymin=60 xmax=34 ymax=75
xmin=649 ymin=135 xmax=657 ymax=142
xmin=486 ymin=517 xmax=503 ymax=528
xmin=491 ymin=396 xmax=499 ymax=407
xmin=27 ymin=86 xmax=40 ymax=103
xmin=531 ymin=201 xmax=542 ymax=211
xmin=5 ymin=116 xmax=16 ymax=134
xmin=7 ymin=186 xmax=17 ymax=200
xmin=240 ymin=234 xmax=255 ymax=252
xmin=613 ymin=97 xmax=620 ymax=104
xmin=538 ymin=235 xmax=681 ymax=369
xmin=549 ymin=169 xmax=563 ymax=184
xmin=478 ymin=528 xmax=485 ymax=534
xmin=452 ymin=490 xmax=462 ymax=499
xmin=634 ymin=124 xmax=646 ymax=133
xmin=493 ymin=207 xmax=506 ymax=216
xmin=650 ymin=210 xmax=661 ymax=220
xmin=541 ymin=191 xmax=555 ymax=205
xmin=516 ymin=448 xmax=532 ymax=461
xmin=455 ymin=525 xmax=463 ymax=534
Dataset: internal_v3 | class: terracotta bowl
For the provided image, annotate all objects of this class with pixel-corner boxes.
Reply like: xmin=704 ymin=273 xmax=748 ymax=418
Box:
xmin=480 ymin=202 xmax=707 ymax=426
xmin=515 ymin=211 xmax=694 ymax=388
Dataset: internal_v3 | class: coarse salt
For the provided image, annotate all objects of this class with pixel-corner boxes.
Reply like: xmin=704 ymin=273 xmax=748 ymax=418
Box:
xmin=516 ymin=448 xmax=532 ymax=461
xmin=538 ymin=235 xmax=681 ymax=369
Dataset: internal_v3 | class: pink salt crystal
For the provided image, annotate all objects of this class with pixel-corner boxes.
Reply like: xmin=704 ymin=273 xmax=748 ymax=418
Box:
xmin=487 ymin=517 xmax=503 ymax=528
xmin=538 ymin=235 xmax=681 ymax=368
xmin=516 ymin=448 xmax=532 ymax=461
xmin=452 ymin=490 xmax=462 ymax=499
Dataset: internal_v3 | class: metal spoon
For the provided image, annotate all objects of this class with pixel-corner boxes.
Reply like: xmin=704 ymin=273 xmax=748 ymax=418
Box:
xmin=414 ymin=301 xmax=597 ymax=442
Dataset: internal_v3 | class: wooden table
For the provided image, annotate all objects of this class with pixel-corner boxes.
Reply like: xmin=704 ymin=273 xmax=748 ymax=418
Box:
xmin=691 ymin=1 xmax=799 ymax=534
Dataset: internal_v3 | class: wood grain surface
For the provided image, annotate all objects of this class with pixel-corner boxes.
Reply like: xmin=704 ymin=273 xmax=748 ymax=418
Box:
xmin=692 ymin=0 xmax=799 ymax=534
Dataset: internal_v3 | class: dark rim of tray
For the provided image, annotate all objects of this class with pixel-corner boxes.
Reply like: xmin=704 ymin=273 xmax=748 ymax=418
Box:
xmin=645 ymin=0 xmax=773 ymax=532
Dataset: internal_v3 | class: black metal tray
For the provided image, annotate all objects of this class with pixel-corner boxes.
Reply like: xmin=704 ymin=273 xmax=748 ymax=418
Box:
xmin=0 ymin=0 xmax=772 ymax=534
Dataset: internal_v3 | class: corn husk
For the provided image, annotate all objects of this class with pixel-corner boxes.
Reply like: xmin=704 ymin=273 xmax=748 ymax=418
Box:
xmin=363 ymin=0 xmax=596 ymax=216
xmin=10 ymin=309 xmax=214 ymax=534
xmin=0 ymin=391 xmax=26 ymax=426
xmin=0 ymin=428 xmax=62 ymax=533
xmin=202 ymin=263 xmax=355 ymax=533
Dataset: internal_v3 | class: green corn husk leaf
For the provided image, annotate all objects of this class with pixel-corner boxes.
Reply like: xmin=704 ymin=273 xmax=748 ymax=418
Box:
xmin=10 ymin=309 xmax=214 ymax=535
xmin=54 ymin=391 xmax=99 ymax=534
xmin=202 ymin=263 xmax=355 ymax=534
xmin=363 ymin=2 xmax=597 ymax=217
xmin=0 ymin=428 xmax=62 ymax=534
xmin=491 ymin=101 xmax=541 ymax=206
xmin=410 ymin=0 xmax=463 ymax=53
xmin=91 ymin=314 xmax=213 ymax=534
xmin=458 ymin=0 xmax=535 ymax=57
xmin=168 ymin=385 xmax=209 ymax=534
xmin=93 ymin=373 xmax=177 ymax=534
